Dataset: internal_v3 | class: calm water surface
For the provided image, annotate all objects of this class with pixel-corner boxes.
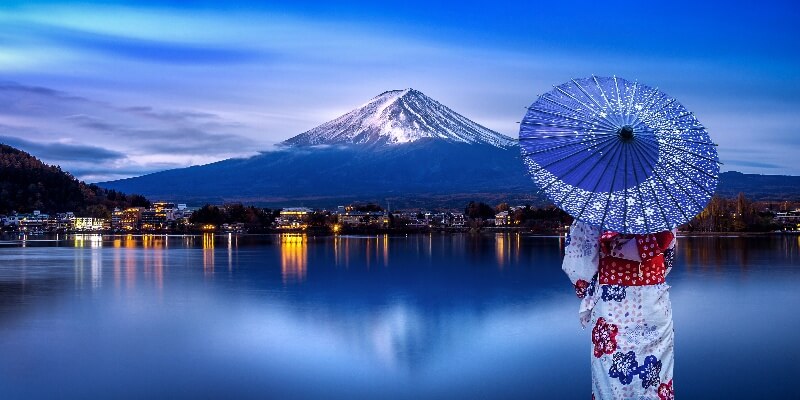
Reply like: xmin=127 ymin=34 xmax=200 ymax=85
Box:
xmin=0 ymin=233 xmax=798 ymax=399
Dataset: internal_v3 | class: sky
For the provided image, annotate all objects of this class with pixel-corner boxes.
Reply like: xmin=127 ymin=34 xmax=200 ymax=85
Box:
xmin=0 ymin=0 xmax=798 ymax=182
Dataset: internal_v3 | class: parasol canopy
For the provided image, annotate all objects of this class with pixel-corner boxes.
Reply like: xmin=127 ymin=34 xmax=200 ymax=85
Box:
xmin=519 ymin=76 xmax=720 ymax=234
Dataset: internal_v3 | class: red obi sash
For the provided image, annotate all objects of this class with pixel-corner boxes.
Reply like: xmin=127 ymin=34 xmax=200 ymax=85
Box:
xmin=598 ymin=231 xmax=673 ymax=286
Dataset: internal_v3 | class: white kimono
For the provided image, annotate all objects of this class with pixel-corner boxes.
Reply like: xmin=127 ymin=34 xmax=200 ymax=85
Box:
xmin=563 ymin=221 xmax=676 ymax=400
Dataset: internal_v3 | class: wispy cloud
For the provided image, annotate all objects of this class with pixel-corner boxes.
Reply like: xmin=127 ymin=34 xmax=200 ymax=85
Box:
xmin=0 ymin=82 xmax=261 ymax=181
xmin=0 ymin=1 xmax=797 ymax=177
xmin=1 ymin=21 xmax=263 ymax=65
xmin=0 ymin=133 xmax=125 ymax=162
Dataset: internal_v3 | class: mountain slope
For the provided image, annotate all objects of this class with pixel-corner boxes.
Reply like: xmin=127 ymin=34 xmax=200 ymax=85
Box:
xmin=0 ymin=144 xmax=149 ymax=215
xmin=715 ymin=171 xmax=800 ymax=201
xmin=102 ymin=140 xmax=536 ymax=208
xmin=283 ymin=89 xmax=515 ymax=148
xmin=100 ymin=88 xmax=530 ymax=207
xmin=99 ymin=88 xmax=800 ymax=208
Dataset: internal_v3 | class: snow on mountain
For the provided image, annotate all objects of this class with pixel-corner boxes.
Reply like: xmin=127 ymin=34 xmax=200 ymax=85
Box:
xmin=282 ymin=88 xmax=516 ymax=148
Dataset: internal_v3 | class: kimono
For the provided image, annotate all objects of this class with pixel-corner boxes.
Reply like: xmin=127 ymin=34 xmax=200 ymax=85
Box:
xmin=562 ymin=221 xmax=676 ymax=400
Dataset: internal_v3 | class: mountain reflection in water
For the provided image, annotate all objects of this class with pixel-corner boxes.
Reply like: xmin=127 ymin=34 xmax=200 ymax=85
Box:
xmin=0 ymin=233 xmax=798 ymax=399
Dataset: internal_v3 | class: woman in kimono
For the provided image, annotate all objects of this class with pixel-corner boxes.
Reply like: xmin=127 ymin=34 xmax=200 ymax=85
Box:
xmin=562 ymin=221 xmax=677 ymax=400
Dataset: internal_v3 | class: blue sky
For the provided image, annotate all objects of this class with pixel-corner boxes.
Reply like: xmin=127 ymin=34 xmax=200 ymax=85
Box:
xmin=0 ymin=0 xmax=798 ymax=181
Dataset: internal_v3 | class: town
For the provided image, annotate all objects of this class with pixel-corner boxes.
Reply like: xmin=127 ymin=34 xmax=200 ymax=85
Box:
xmin=0 ymin=201 xmax=569 ymax=234
xmin=1 ymin=196 xmax=799 ymax=234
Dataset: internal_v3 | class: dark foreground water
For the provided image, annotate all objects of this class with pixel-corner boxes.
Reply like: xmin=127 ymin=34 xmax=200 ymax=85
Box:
xmin=0 ymin=233 xmax=798 ymax=399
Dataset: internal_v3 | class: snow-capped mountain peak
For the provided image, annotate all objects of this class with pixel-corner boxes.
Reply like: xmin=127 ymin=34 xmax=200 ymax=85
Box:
xmin=282 ymin=88 xmax=516 ymax=148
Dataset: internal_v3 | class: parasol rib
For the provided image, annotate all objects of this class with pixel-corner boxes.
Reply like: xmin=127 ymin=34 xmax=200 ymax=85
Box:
xmin=525 ymin=107 xmax=618 ymax=131
xmin=572 ymin=140 xmax=626 ymax=227
xmin=535 ymin=136 xmax=621 ymax=195
xmin=626 ymin=138 xmax=696 ymax=224
xmin=628 ymin=140 xmax=672 ymax=230
xmin=551 ymin=138 xmax=626 ymax=213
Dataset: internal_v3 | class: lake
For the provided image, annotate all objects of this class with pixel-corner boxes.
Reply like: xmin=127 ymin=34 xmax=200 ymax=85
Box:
xmin=0 ymin=233 xmax=798 ymax=399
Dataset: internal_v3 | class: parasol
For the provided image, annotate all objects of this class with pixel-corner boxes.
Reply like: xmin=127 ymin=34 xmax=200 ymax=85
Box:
xmin=519 ymin=76 xmax=720 ymax=234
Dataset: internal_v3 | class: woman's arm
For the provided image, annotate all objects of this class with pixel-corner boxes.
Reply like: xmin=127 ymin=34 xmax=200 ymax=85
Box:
xmin=562 ymin=221 xmax=601 ymax=299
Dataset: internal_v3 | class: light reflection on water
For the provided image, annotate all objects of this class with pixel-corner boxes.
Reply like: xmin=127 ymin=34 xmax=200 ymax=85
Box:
xmin=0 ymin=233 xmax=798 ymax=399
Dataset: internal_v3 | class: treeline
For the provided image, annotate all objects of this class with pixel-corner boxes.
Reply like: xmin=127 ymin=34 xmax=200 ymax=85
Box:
xmin=189 ymin=204 xmax=280 ymax=232
xmin=0 ymin=144 xmax=150 ymax=216
xmin=465 ymin=201 xmax=572 ymax=231
xmin=683 ymin=193 xmax=781 ymax=232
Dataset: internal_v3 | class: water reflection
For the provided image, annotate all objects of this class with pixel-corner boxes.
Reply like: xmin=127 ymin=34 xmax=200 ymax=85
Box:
xmin=332 ymin=235 xmax=391 ymax=269
xmin=494 ymin=233 xmax=521 ymax=268
xmin=1 ymin=234 xmax=799 ymax=399
xmin=74 ymin=234 xmax=103 ymax=248
xmin=677 ymin=235 xmax=800 ymax=274
xmin=203 ymin=233 xmax=215 ymax=276
xmin=280 ymin=234 xmax=307 ymax=283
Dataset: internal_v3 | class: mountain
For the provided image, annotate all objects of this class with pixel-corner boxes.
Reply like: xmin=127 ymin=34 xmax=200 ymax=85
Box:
xmin=283 ymin=89 xmax=516 ymax=148
xmin=99 ymin=89 xmax=800 ymax=208
xmin=0 ymin=144 xmax=149 ymax=215
xmin=716 ymin=171 xmax=800 ymax=201
xmin=101 ymin=89 xmax=536 ymax=208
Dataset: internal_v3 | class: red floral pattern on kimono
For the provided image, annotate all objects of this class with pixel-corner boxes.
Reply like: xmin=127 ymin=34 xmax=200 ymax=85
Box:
xmin=575 ymin=279 xmax=590 ymax=299
xmin=592 ymin=317 xmax=619 ymax=357
xmin=658 ymin=379 xmax=674 ymax=400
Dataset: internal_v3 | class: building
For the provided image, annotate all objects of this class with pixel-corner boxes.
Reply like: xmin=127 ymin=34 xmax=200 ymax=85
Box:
xmin=451 ymin=213 xmax=466 ymax=227
xmin=74 ymin=217 xmax=106 ymax=231
xmin=152 ymin=202 xmax=178 ymax=221
xmin=1 ymin=214 xmax=19 ymax=227
xmin=112 ymin=207 xmax=144 ymax=231
xmin=141 ymin=210 xmax=168 ymax=231
xmin=775 ymin=209 xmax=800 ymax=231
xmin=276 ymin=207 xmax=313 ymax=229
xmin=495 ymin=211 xmax=510 ymax=226
xmin=17 ymin=211 xmax=56 ymax=232
xmin=337 ymin=206 xmax=389 ymax=227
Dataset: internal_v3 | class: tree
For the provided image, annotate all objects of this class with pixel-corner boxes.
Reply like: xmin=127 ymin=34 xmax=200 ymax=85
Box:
xmin=190 ymin=205 xmax=225 ymax=226
xmin=465 ymin=201 xmax=495 ymax=219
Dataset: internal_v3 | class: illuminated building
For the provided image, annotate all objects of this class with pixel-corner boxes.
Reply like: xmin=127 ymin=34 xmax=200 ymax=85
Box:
xmin=141 ymin=210 xmax=167 ymax=231
xmin=17 ymin=211 xmax=56 ymax=232
xmin=494 ymin=211 xmax=510 ymax=226
xmin=337 ymin=206 xmax=389 ymax=227
xmin=74 ymin=217 xmax=107 ymax=231
xmin=775 ymin=209 xmax=800 ymax=231
xmin=112 ymin=207 xmax=144 ymax=231
xmin=276 ymin=207 xmax=313 ymax=230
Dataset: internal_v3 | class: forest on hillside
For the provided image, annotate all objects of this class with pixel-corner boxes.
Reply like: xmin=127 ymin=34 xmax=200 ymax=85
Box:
xmin=0 ymin=144 xmax=150 ymax=217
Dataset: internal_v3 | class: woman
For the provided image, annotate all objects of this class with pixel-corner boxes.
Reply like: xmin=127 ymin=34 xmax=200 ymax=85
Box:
xmin=562 ymin=221 xmax=676 ymax=400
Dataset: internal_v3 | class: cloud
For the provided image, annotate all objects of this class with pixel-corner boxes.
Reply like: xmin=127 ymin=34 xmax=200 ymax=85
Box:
xmin=0 ymin=134 xmax=126 ymax=162
xmin=1 ymin=21 xmax=263 ymax=65
xmin=0 ymin=82 xmax=263 ymax=181
xmin=725 ymin=160 xmax=783 ymax=170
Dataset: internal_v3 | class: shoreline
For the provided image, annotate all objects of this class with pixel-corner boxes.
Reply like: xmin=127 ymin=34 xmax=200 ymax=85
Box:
xmin=2 ymin=229 xmax=795 ymax=241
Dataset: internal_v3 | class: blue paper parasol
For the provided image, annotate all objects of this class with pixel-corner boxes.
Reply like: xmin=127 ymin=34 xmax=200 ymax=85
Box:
xmin=519 ymin=76 xmax=720 ymax=234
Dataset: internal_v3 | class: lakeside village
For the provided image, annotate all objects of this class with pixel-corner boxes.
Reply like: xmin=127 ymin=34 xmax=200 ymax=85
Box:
xmin=1 ymin=194 xmax=800 ymax=235
xmin=0 ymin=201 xmax=568 ymax=235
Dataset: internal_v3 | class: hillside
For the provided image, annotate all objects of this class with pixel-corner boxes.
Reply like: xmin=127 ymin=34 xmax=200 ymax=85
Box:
xmin=716 ymin=171 xmax=800 ymax=200
xmin=0 ymin=144 xmax=149 ymax=216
